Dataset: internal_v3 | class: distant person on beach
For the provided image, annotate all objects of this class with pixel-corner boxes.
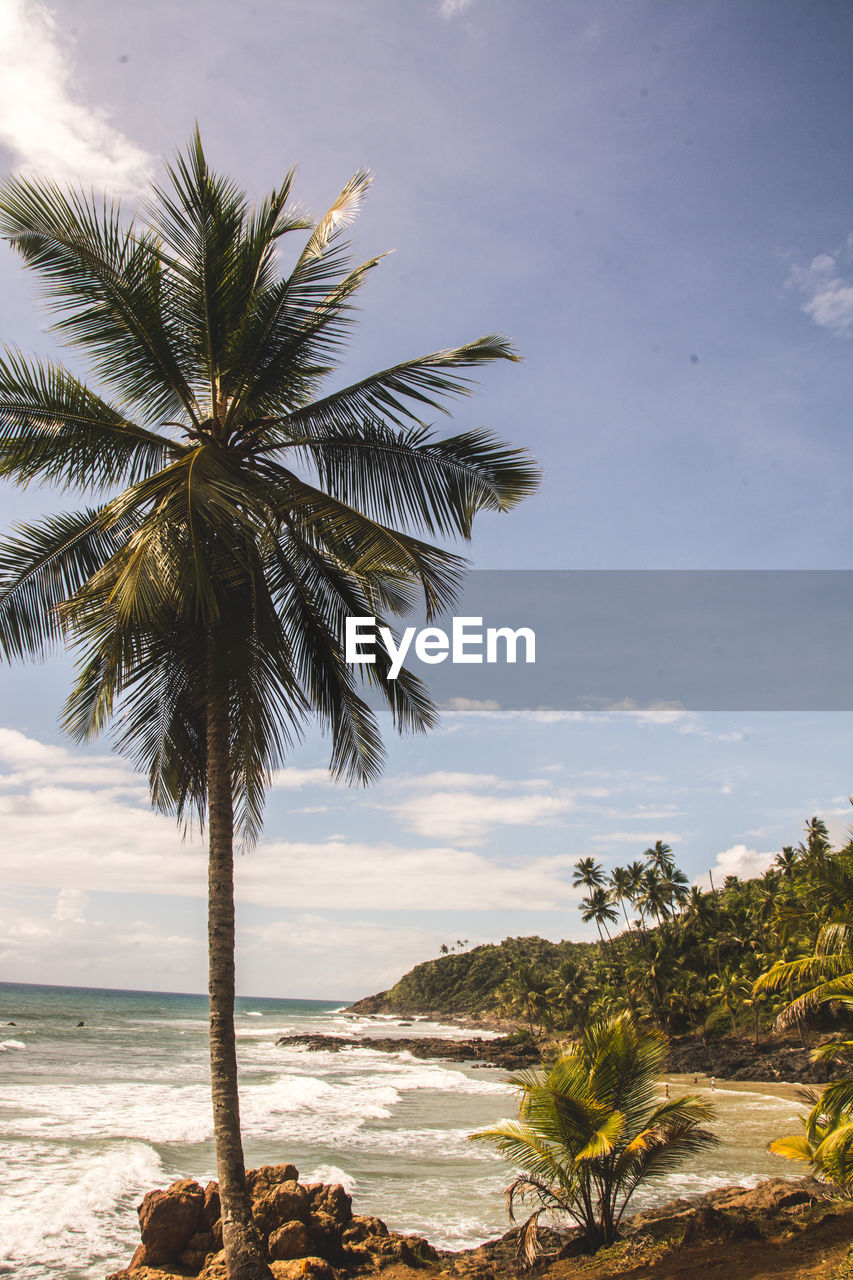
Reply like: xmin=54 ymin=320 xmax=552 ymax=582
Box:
xmin=664 ymin=1082 xmax=669 ymax=1099
xmin=710 ymin=1076 xmax=716 ymax=1091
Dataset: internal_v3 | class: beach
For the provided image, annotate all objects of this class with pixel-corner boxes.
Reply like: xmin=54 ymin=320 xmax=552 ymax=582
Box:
xmin=0 ymin=981 xmax=818 ymax=1279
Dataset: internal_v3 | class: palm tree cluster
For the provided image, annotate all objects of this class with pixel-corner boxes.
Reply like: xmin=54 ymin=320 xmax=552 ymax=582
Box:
xmin=488 ymin=821 xmax=852 ymax=1044
xmin=0 ymin=134 xmax=539 ymax=1280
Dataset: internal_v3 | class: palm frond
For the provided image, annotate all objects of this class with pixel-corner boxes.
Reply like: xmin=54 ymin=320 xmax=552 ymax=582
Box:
xmin=0 ymin=506 xmax=134 ymax=660
xmin=0 ymin=176 xmax=199 ymax=422
xmin=0 ymin=350 xmax=173 ymax=490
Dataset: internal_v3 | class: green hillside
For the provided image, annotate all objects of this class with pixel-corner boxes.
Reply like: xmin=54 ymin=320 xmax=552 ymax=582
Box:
xmin=348 ymin=934 xmax=594 ymax=1020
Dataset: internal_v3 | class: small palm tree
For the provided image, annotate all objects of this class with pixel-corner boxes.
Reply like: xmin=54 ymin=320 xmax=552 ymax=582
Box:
xmin=0 ymin=135 xmax=539 ymax=1280
xmin=472 ymin=1013 xmax=717 ymax=1255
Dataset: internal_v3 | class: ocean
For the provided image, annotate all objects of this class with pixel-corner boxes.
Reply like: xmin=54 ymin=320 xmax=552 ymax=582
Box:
xmin=0 ymin=982 xmax=808 ymax=1279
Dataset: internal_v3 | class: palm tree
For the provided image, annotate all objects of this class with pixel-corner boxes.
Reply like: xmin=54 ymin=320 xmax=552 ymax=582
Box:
xmin=608 ymin=865 xmax=635 ymax=932
xmin=472 ymin=1014 xmax=717 ymax=1255
xmin=0 ymin=136 xmax=539 ymax=1279
xmin=572 ymin=856 xmax=605 ymax=892
xmin=580 ymin=886 xmax=620 ymax=973
xmin=637 ymin=865 xmax=669 ymax=926
xmin=708 ymin=966 xmax=748 ymax=1034
xmin=660 ymin=864 xmax=690 ymax=916
xmin=625 ymin=859 xmax=648 ymax=932
xmin=645 ymin=839 xmax=675 ymax=875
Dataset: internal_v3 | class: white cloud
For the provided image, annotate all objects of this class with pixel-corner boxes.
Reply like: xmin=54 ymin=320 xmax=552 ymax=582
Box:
xmin=240 ymin=916 xmax=449 ymax=998
xmin=437 ymin=0 xmax=475 ymax=18
xmin=786 ymin=238 xmax=853 ymax=337
xmin=0 ymin=893 xmax=202 ymax=989
xmin=383 ymin=788 xmax=577 ymax=843
xmin=52 ymin=888 xmax=89 ymax=923
xmin=695 ymin=843 xmax=775 ymax=890
xmin=375 ymin=770 xmax=609 ymax=844
xmin=0 ymin=729 xmax=582 ymax=911
xmin=0 ymin=0 xmax=152 ymax=192
xmin=270 ymin=766 xmax=335 ymax=790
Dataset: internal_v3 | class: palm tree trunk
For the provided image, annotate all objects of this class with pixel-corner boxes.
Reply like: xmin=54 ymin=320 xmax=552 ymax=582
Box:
xmin=207 ymin=685 xmax=272 ymax=1280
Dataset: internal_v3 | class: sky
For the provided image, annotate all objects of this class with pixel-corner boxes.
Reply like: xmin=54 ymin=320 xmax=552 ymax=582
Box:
xmin=0 ymin=0 xmax=850 ymax=998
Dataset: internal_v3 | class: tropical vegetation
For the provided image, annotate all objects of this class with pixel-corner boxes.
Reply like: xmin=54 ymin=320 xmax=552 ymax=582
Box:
xmin=366 ymin=817 xmax=853 ymax=1050
xmin=472 ymin=1013 xmax=717 ymax=1255
xmin=0 ymin=134 xmax=539 ymax=1280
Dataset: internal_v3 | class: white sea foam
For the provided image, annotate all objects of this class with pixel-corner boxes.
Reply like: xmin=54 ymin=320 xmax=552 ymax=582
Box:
xmin=0 ymin=1138 xmax=166 ymax=1278
xmin=0 ymin=1039 xmax=25 ymax=1050
xmin=303 ymin=1164 xmax=357 ymax=1192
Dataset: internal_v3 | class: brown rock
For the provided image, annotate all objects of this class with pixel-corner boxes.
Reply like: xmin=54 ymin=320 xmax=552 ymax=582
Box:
xmin=269 ymin=1220 xmax=316 ymax=1261
xmin=179 ymin=1228 xmax=216 ymax=1270
xmin=269 ymin=1258 xmax=337 ymax=1280
xmin=254 ymin=1181 xmax=311 ymax=1236
xmin=202 ymin=1181 xmax=221 ymax=1228
xmin=343 ymin=1213 xmax=390 ymax=1242
xmin=714 ymin=1179 xmax=817 ymax=1214
xmin=309 ymin=1209 xmax=344 ymax=1258
xmin=305 ymin=1183 xmax=352 ymax=1228
xmin=106 ymin=1270 xmax=188 ymax=1280
xmin=246 ymin=1163 xmax=300 ymax=1198
xmin=137 ymin=1178 xmax=205 ymax=1264
xmin=198 ymin=1250 xmax=227 ymax=1279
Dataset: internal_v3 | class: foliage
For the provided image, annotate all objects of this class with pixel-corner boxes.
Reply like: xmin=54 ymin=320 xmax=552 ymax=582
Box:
xmin=361 ymin=816 xmax=853 ymax=1048
xmin=770 ymin=1075 xmax=853 ymax=1195
xmin=472 ymin=1013 xmax=717 ymax=1254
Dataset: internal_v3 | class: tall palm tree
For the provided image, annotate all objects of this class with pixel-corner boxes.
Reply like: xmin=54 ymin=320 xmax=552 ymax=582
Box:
xmin=644 ymin=839 xmax=675 ymax=875
xmin=572 ymin=855 xmax=606 ymax=893
xmin=580 ymin=886 xmax=620 ymax=967
xmin=607 ymin=865 xmax=635 ymax=932
xmin=0 ymin=135 xmax=539 ymax=1280
xmin=472 ymin=1014 xmax=717 ymax=1255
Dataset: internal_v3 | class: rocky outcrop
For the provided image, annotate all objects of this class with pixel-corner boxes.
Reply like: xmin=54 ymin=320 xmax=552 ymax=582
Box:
xmin=276 ymin=1033 xmax=539 ymax=1071
xmin=106 ymin=1164 xmax=438 ymax=1279
xmin=665 ymin=1034 xmax=844 ymax=1083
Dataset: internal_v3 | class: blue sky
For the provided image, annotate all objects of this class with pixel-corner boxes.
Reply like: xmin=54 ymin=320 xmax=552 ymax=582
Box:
xmin=0 ymin=0 xmax=850 ymax=997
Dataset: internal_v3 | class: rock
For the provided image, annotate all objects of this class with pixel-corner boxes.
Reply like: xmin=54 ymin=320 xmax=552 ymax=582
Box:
xmin=253 ymin=1180 xmax=310 ymax=1236
xmin=137 ymin=1177 xmax=205 ymax=1264
xmin=202 ymin=1181 xmax=221 ymax=1228
xmin=247 ymin=1163 xmax=300 ymax=1198
xmin=275 ymin=1033 xmax=539 ymax=1072
xmin=343 ymin=1213 xmax=390 ymax=1241
xmin=712 ymin=1179 xmax=817 ymax=1214
xmin=309 ymin=1209 xmax=344 ymax=1259
xmin=305 ymin=1183 xmax=352 ymax=1228
xmin=179 ymin=1228 xmax=217 ymax=1270
xmin=269 ymin=1220 xmax=316 ymax=1261
xmin=198 ymin=1250 xmax=227 ymax=1279
xmin=269 ymin=1257 xmax=337 ymax=1280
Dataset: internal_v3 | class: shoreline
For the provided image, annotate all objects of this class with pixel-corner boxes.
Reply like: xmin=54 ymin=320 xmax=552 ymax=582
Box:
xmin=311 ymin=1018 xmax=843 ymax=1086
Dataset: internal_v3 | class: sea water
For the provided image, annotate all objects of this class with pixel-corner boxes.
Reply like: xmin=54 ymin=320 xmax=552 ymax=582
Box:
xmin=0 ymin=983 xmax=808 ymax=1279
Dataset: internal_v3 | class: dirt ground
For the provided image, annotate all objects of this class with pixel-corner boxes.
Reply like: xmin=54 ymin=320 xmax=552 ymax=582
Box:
xmin=364 ymin=1203 xmax=853 ymax=1280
